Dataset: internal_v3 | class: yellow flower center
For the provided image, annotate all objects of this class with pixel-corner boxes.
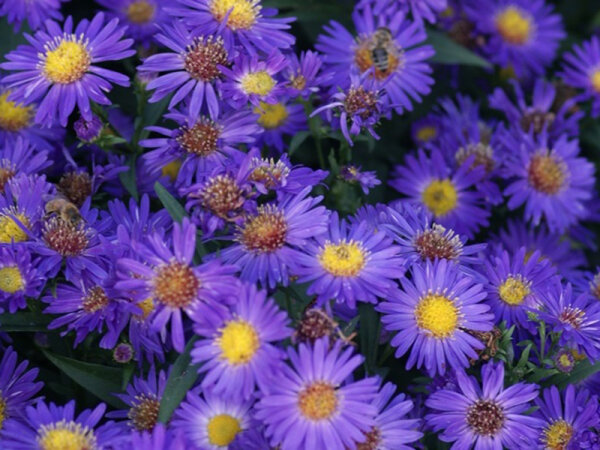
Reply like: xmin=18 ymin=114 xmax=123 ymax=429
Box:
xmin=498 ymin=276 xmax=531 ymax=306
xmin=127 ymin=0 xmax=155 ymax=24
xmin=254 ymin=101 xmax=288 ymax=129
xmin=81 ymin=286 xmax=110 ymax=313
xmin=128 ymin=393 xmax=160 ymax=431
xmin=240 ymin=206 xmax=287 ymax=254
xmin=528 ymin=153 xmax=566 ymax=195
xmin=422 ymin=179 xmax=458 ymax=217
xmin=153 ymin=262 xmax=200 ymax=308
xmin=240 ymin=71 xmax=276 ymax=96
xmin=0 ymin=213 xmax=30 ymax=243
xmin=135 ymin=297 xmax=155 ymax=320
xmin=0 ymin=395 xmax=6 ymax=431
xmin=558 ymin=353 xmax=572 ymax=367
xmin=207 ymin=414 xmax=242 ymax=446
xmin=209 ymin=0 xmax=258 ymax=30
xmin=218 ymin=319 xmax=260 ymax=365
xmin=298 ymin=382 xmax=338 ymax=421
xmin=161 ymin=159 xmax=182 ymax=182
xmin=591 ymin=69 xmax=600 ymax=94
xmin=37 ymin=420 xmax=97 ymax=450
xmin=495 ymin=6 xmax=532 ymax=45
xmin=319 ymin=240 xmax=366 ymax=277
xmin=0 ymin=266 xmax=24 ymax=294
xmin=0 ymin=92 xmax=32 ymax=131
xmin=543 ymin=419 xmax=573 ymax=450
xmin=44 ymin=38 xmax=91 ymax=84
xmin=415 ymin=125 xmax=437 ymax=143
xmin=415 ymin=294 xmax=459 ymax=338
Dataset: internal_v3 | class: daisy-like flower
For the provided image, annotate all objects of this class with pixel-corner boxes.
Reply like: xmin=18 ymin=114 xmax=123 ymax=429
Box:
xmin=116 ymin=218 xmax=239 ymax=352
xmin=255 ymin=338 xmax=379 ymax=450
xmin=0 ymin=138 xmax=51 ymax=193
xmin=96 ymin=0 xmax=170 ymax=48
xmin=561 ymin=36 xmax=600 ymax=117
xmin=0 ymin=245 xmax=46 ymax=313
xmin=0 ymin=0 xmax=65 ymax=31
xmin=1 ymin=400 xmax=124 ymax=449
xmin=425 ymin=361 xmax=541 ymax=448
xmin=316 ymin=3 xmax=435 ymax=113
xmin=294 ymin=213 xmax=404 ymax=308
xmin=464 ymin=0 xmax=565 ymax=79
xmin=220 ymin=52 xmax=288 ymax=108
xmin=254 ymin=100 xmax=307 ymax=152
xmin=282 ymin=50 xmax=327 ymax=99
xmin=167 ymin=0 xmax=295 ymax=54
xmin=340 ymin=164 xmax=381 ymax=194
xmin=172 ymin=388 xmax=253 ymax=449
xmin=534 ymin=385 xmax=599 ymax=450
xmin=378 ymin=259 xmax=494 ymax=376
xmin=391 ymin=148 xmax=490 ymax=238
xmin=125 ymin=424 xmax=189 ymax=450
xmin=484 ymin=246 xmax=557 ymax=329
xmin=411 ymin=115 xmax=442 ymax=148
xmin=219 ymin=187 xmax=329 ymax=289
xmin=191 ymin=282 xmax=290 ymax=400
xmin=138 ymin=21 xmax=229 ymax=119
xmin=502 ymin=130 xmax=595 ymax=232
xmin=1 ymin=13 xmax=135 ymax=127
xmin=489 ymin=78 xmax=582 ymax=140
xmin=0 ymin=347 xmax=43 ymax=434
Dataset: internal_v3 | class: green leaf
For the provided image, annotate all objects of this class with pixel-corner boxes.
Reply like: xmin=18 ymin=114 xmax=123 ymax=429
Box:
xmin=155 ymin=182 xmax=187 ymax=223
xmin=0 ymin=312 xmax=53 ymax=332
xmin=289 ymin=131 xmax=311 ymax=155
xmin=546 ymin=360 xmax=600 ymax=389
xmin=139 ymin=96 xmax=170 ymax=141
xmin=358 ymin=303 xmax=380 ymax=374
xmin=42 ymin=351 xmax=126 ymax=409
xmin=158 ymin=337 xmax=201 ymax=423
xmin=119 ymin=156 xmax=139 ymax=201
xmin=426 ymin=29 xmax=491 ymax=68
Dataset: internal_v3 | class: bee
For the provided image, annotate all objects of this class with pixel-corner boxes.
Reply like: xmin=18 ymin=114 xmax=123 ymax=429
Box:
xmin=368 ymin=27 xmax=394 ymax=74
xmin=45 ymin=196 xmax=83 ymax=227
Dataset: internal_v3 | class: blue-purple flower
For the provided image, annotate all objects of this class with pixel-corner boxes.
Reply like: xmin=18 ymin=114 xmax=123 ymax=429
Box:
xmin=340 ymin=164 xmax=381 ymax=194
xmin=561 ymin=36 xmax=600 ymax=117
xmin=0 ymin=0 xmax=65 ymax=31
xmin=0 ymin=245 xmax=46 ymax=313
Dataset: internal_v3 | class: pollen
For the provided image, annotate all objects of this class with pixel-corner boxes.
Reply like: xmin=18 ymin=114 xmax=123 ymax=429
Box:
xmin=528 ymin=153 xmax=567 ymax=195
xmin=495 ymin=6 xmax=532 ymax=45
xmin=422 ymin=179 xmax=458 ymax=217
xmin=184 ymin=36 xmax=228 ymax=82
xmin=415 ymin=294 xmax=459 ymax=338
xmin=207 ymin=414 xmax=242 ymax=446
xmin=82 ymin=286 xmax=110 ymax=313
xmin=356 ymin=427 xmax=382 ymax=450
xmin=455 ymin=142 xmax=495 ymax=173
xmin=290 ymin=73 xmax=307 ymax=90
xmin=319 ymin=240 xmax=367 ymax=277
xmin=295 ymin=308 xmax=336 ymax=344
xmin=128 ymin=393 xmax=160 ymax=431
xmin=176 ymin=117 xmax=222 ymax=157
xmin=0 ymin=92 xmax=32 ymax=131
xmin=0 ymin=266 xmax=25 ymax=294
xmin=344 ymin=86 xmax=378 ymax=119
xmin=127 ymin=0 xmax=155 ymax=24
xmin=135 ymin=297 xmax=155 ymax=320
xmin=43 ymin=37 xmax=91 ymax=84
xmin=414 ymin=224 xmax=463 ymax=261
xmin=218 ymin=319 xmax=260 ymax=365
xmin=298 ymin=382 xmax=339 ymax=421
xmin=543 ymin=419 xmax=573 ymax=450
xmin=591 ymin=69 xmax=600 ymax=94
xmin=558 ymin=307 xmax=585 ymax=330
xmin=354 ymin=36 xmax=402 ymax=81
xmin=0 ymin=164 xmax=16 ymax=193
xmin=239 ymin=205 xmax=288 ymax=253
xmin=415 ymin=125 xmax=438 ymax=143
xmin=195 ymin=174 xmax=245 ymax=220
xmin=161 ymin=159 xmax=182 ymax=182
xmin=249 ymin=157 xmax=290 ymax=189
xmin=254 ymin=101 xmax=288 ymax=129
xmin=498 ymin=275 xmax=531 ymax=306
xmin=153 ymin=261 xmax=200 ymax=309
xmin=466 ymin=399 xmax=505 ymax=436
xmin=0 ymin=212 xmax=30 ymax=243
xmin=209 ymin=0 xmax=259 ymax=31
xmin=43 ymin=218 xmax=89 ymax=256
xmin=0 ymin=396 xmax=5 ymax=430
xmin=58 ymin=171 xmax=92 ymax=207
xmin=240 ymin=71 xmax=276 ymax=96
xmin=37 ymin=420 xmax=97 ymax=450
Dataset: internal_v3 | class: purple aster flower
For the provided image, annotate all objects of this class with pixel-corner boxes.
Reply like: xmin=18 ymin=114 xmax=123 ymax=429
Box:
xmin=561 ymin=36 xmax=600 ymax=118
xmin=113 ymin=343 xmax=134 ymax=363
xmin=73 ymin=114 xmax=104 ymax=142
xmin=220 ymin=51 xmax=288 ymax=109
xmin=191 ymin=282 xmax=290 ymax=400
xmin=391 ymin=148 xmax=491 ymax=238
xmin=167 ymin=0 xmax=295 ymax=55
xmin=137 ymin=21 xmax=229 ymax=119
xmin=255 ymin=338 xmax=379 ymax=450
xmin=108 ymin=194 xmax=171 ymax=243
xmin=378 ymin=259 xmax=494 ymax=376
xmin=107 ymin=366 xmax=167 ymax=432
xmin=534 ymin=385 xmax=600 ymax=449
xmin=172 ymin=387 xmax=253 ymax=449
xmin=425 ymin=361 xmax=541 ymax=448
xmin=400 ymin=0 xmax=448 ymax=24
xmin=502 ymin=130 xmax=595 ymax=232
xmin=0 ymin=0 xmax=65 ymax=31
xmin=124 ymin=424 xmax=188 ymax=450
xmin=96 ymin=0 xmax=171 ymax=48
xmin=484 ymin=246 xmax=557 ymax=329
xmin=489 ymin=78 xmax=582 ymax=140
xmin=0 ymin=347 xmax=43 ymax=435
xmin=538 ymin=282 xmax=600 ymax=362
xmin=116 ymin=218 xmax=239 ymax=352
xmin=340 ymin=164 xmax=381 ymax=194
xmin=0 ymin=245 xmax=46 ymax=313
xmin=1 ymin=400 xmax=125 ymax=449
xmin=316 ymin=3 xmax=435 ymax=114
xmin=254 ymin=99 xmax=307 ymax=152
xmin=282 ymin=50 xmax=327 ymax=99
xmin=0 ymin=138 xmax=51 ymax=194
xmin=464 ymin=0 xmax=565 ymax=79
xmin=294 ymin=212 xmax=404 ymax=308
xmin=411 ymin=115 xmax=442 ymax=148
xmin=1 ymin=13 xmax=135 ymax=126
xmin=218 ymin=187 xmax=329 ymax=289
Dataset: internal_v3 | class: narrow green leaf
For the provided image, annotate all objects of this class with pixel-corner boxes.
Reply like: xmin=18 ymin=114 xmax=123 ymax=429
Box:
xmin=358 ymin=303 xmax=380 ymax=374
xmin=155 ymin=182 xmax=187 ymax=223
xmin=119 ymin=156 xmax=139 ymax=201
xmin=289 ymin=131 xmax=311 ymax=155
xmin=546 ymin=360 xmax=600 ymax=389
xmin=158 ymin=337 xmax=201 ymax=423
xmin=0 ymin=312 xmax=53 ymax=332
xmin=42 ymin=351 xmax=126 ymax=409
xmin=426 ymin=29 xmax=491 ymax=68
